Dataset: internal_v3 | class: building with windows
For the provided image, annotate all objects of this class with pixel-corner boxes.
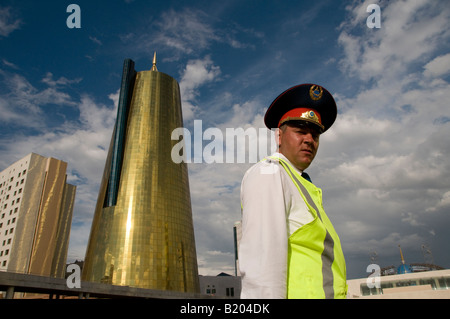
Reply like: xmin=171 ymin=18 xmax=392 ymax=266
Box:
xmin=0 ymin=153 xmax=76 ymax=278
xmin=347 ymin=268 xmax=450 ymax=298
xmin=347 ymin=245 xmax=449 ymax=298
xmin=199 ymin=273 xmax=241 ymax=298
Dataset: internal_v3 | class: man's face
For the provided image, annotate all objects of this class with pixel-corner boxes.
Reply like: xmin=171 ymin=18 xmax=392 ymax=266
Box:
xmin=277 ymin=122 xmax=320 ymax=171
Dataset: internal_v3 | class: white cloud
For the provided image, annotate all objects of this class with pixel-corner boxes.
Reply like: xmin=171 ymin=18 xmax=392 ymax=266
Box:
xmin=154 ymin=8 xmax=219 ymax=54
xmin=426 ymin=191 xmax=450 ymax=213
xmin=189 ymin=161 xmax=249 ymax=275
xmin=2 ymin=59 xmax=19 ymax=69
xmin=339 ymin=0 xmax=450 ymax=82
xmin=423 ymin=53 xmax=450 ymax=78
xmin=122 ymin=7 xmax=263 ymax=63
xmin=183 ymin=97 xmax=269 ymax=275
xmin=88 ymin=36 xmax=102 ymax=46
xmin=151 ymin=7 xmax=260 ymax=55
xmin=41 ymin=72 xmax=82 ymax=87
xmin=0 ymin=96 xmax=28 ymax=123
xmin=0 ymin=93 xmax=116 ymax=190
xmin=179 ymin=56 xmax=221 ymax=120
xmin=401 ymin=212 xmax=424 ymax=227
xmin=319 ymin=0 xmax=450 ymax=275
xmin=197 ymin=250 xmax=236 ymax=276
xmin=0 ymin=6 xmax=22 ymax=37
xmin=368 ymin=233 xmax=425 ymax=255
xmin=0 ymin=70 xmax=79 ymax=128
xmin=0 ymin=69 xmax=118 ymax=263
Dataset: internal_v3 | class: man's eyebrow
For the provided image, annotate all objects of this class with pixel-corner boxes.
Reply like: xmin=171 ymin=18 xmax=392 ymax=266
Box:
xmin=294 ymin=127 xmax=310 ymax=132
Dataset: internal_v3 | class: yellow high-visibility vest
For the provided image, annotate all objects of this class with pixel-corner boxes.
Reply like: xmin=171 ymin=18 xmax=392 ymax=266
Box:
xmin=268 ymin=156 xmax=348 ymax=299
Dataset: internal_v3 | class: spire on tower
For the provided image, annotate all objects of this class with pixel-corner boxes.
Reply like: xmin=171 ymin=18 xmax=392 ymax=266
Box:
xmin=151 ymin=51 xmax=158 ymax=71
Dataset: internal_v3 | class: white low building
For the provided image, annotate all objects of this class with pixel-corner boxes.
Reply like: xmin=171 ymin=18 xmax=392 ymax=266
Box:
xmin=347 ymin=269 xmax=450 ymax=299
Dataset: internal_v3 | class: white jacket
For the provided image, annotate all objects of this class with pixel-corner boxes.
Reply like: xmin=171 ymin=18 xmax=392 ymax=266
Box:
xmin=239 ymin=152 xmax=315 ymax=299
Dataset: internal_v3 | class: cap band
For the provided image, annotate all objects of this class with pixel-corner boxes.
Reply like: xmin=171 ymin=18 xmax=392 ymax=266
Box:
xmin=278 ymin=108 xmax=324 ymax=130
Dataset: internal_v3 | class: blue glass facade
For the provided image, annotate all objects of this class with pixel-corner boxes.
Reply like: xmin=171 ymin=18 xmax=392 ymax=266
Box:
xmin=104 ymin=59 xmax=136 ymax=207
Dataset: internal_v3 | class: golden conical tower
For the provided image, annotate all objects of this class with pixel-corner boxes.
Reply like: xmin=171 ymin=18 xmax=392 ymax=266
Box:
xmin=82 ymin=57 xmax=199 ymax=293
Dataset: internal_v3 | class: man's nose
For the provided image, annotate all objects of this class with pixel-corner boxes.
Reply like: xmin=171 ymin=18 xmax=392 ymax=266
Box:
xmin=304 ymin=133 xmax=315 ymax=143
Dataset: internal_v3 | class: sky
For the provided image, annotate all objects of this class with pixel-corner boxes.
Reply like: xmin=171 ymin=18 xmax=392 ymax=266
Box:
xmin=0 ymin=0 xmax=449 ymax=280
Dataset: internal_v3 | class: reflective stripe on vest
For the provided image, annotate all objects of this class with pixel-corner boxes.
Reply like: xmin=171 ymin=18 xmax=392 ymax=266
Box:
xmin=267 ymin=156 xmax=347 ymax=299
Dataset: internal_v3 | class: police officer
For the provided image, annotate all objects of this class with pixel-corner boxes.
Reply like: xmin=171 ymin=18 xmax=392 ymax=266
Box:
xmin=239 ymin=84 xmax=347 ymax=299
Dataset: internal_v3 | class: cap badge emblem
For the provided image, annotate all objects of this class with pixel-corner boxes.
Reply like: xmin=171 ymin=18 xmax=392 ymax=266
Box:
xmin=309 ymin=85 xmax=323 ymax=101
xmin=301 ymin=110 xmax=320 ymax=124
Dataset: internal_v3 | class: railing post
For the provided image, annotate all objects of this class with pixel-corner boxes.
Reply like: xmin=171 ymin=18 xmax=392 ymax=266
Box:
xmin=5 ymin=286 xmax=15 ymax=299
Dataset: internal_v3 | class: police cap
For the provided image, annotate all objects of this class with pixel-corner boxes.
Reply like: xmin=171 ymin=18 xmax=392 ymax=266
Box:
xmin=264 ymin=83 xmax=337 ymax=133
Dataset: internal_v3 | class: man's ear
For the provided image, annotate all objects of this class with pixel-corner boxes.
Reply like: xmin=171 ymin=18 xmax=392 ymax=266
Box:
xmin=276 ymin=127 xmax=282 ymax=148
